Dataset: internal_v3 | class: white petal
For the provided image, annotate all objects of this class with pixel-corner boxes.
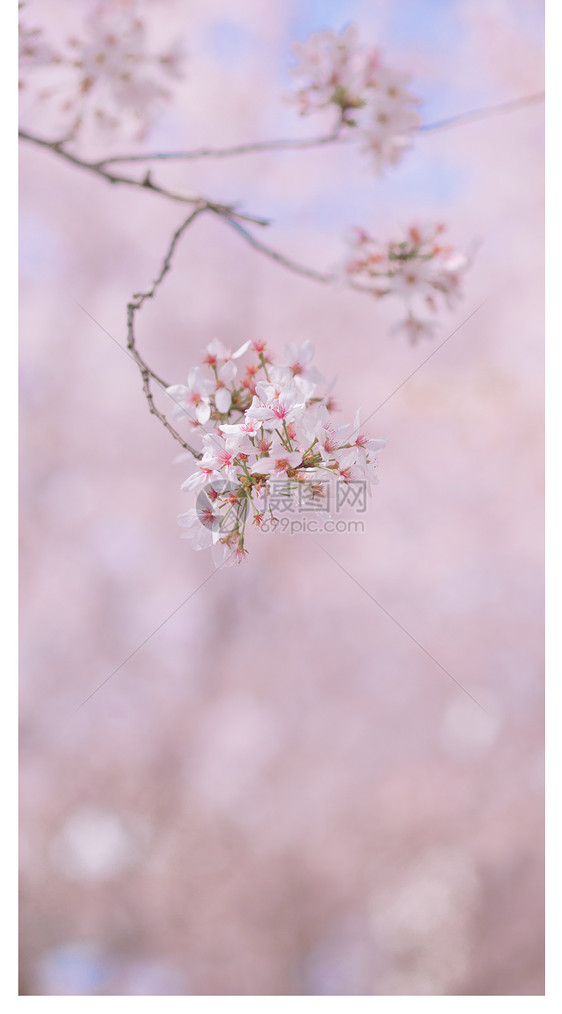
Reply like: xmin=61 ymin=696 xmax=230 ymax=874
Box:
xmin=181 ymin=471 xmax=212 ymax=492
xmin=218 ymin=360 xmax=237 ymax=384
xmin=300 ymin=340 xmax=315 ymax=364
xmin=196 ymin=400 xmax=211 ymax=425
xmin=250 ymin=458 xmax=275 ymax=474
xmin=368 ymin=438 xmax=387 ymax=453
xmin=205 ymin=337 xmax=228 ymax=359
xmin=284 ymin=342 xmax=298 ymax=364
xmin=232 ymin=340 xmax=251 ymax=359
xmin=215 ymin=388 xmax=232 ymax=414
xmin=212 ymin=540 xmax=232 ymax=567
xmin=165 ymin=384 xmax=188 ymax=399
xmin=178 ymin=509 xmax=199 ymax=529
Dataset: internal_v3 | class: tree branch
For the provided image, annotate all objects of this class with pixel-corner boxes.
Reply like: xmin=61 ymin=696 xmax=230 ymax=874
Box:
xmin=19 ymin=122 xmax=361 ymax=295
xmin=18 ymin=128 xmax=271 ymax=227
xmin=58 ymin=91 xmax=545 ymax=167
xmin=96 ymin=128 xmax=345 ymax=167
xmin=126 ymin=209 xmax=209 ymax=459
xmin=420 ymin=91 xmax=544 ymax=133
xmin=220 ymin=218 xmax=337 ymax=284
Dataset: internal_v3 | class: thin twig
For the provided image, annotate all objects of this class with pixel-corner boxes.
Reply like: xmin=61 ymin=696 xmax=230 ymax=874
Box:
xmin=220 ymin=218 xmax=337 ymax=284
xmin=96 ymin=129 xmax=345 ymax=166
xmin=219 ymin=219 xmax=393 ymax=296
xmin=18 ymin=128 xmax=270 ymax=227
xmin=126 ymin=209 xmax=209 ymax=459
xmin=420 ymin=91 xmax=544 ymax=133
xmin=20 ymin=123 xmax=348 ymax=290
xmin=69 ymin=91 xmax=544 ymax=166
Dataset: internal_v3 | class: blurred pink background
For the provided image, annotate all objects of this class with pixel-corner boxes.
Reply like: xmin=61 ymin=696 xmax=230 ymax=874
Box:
xmin=19 ymin=0 xmax=544 ymax=996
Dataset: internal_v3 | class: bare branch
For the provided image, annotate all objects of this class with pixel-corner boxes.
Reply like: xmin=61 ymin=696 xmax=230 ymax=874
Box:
xmin=18 ymin=129 xmax=271 ymax=227
xmin=220 ymin=218 xmax=337 ymax=285
xmin=96 ymin=128 xmax=345 ymax=167
xmin=126 ymin=209 xmax=209 ymax=459
xmin=130 ymin=211 xmax=206 ymax=313
xmin=420 ymin=91 xmax=544 ymax=133
xmin=20 ymin=124 xmax=351 ymax=359
xmin=62 ymin=91 xmax=545 ymax=168
xmin=218 ymin=220 xmax=394 ymax=298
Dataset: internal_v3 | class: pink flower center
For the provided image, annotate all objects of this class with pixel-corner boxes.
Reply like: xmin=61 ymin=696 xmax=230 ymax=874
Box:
xmin=322 ymin=433 xmax=338 ymax=452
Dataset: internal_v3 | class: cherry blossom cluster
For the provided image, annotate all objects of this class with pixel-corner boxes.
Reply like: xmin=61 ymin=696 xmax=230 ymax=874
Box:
xmin=167 ymin=339 xmax=386 ymax=566
xmin=18 ymin=0 xmax=185 ymax=138
xmin=290 ymin=25 xmax=421 ymax=174
xmin=344 ymin=223 xmax=469 ymax=343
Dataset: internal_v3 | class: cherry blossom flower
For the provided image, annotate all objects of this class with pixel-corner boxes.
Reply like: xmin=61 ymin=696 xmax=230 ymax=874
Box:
xmin=203 ymin=338 xmax=251 ymax=366
xmin=167 ymin=367 xmax=215 ymax=426
xmin=289 ymin=25 xmax=421 ymax=174
xmin=351 ymin=411 xmax=388 ymax=465
xmin=283 ymin=340 xmax=325 ymax=386
xmin=290 ymin=26 xmax=367 ymax=117
xmin=245 ymin=382 xmax=306 ymax=432
xmin=19 ymin=0 xmax=186 ymax=138
xmin=344 ymin=223 xmax=469 ymax=341
xmin=250 ymin=439 xmax=303 ymax=477
xmin=354 ymin=66 xmax=421 ymax=174
xmin=178 ymin=508 xmax=219 ymax=551
xmin=169 ymin=338 xmax=386 ymax=565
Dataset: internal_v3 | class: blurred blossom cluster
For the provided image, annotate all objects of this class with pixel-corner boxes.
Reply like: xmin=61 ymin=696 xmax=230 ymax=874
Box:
xmin=168 ymin=338 xmax=386 ymax=565
xmin=290 ymin=25 xmax=421 ymax=174
xmin=344 ymin=223 xmax=469 ymax=343
xmin=18 ymin=0 xmax=185 ymax=138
